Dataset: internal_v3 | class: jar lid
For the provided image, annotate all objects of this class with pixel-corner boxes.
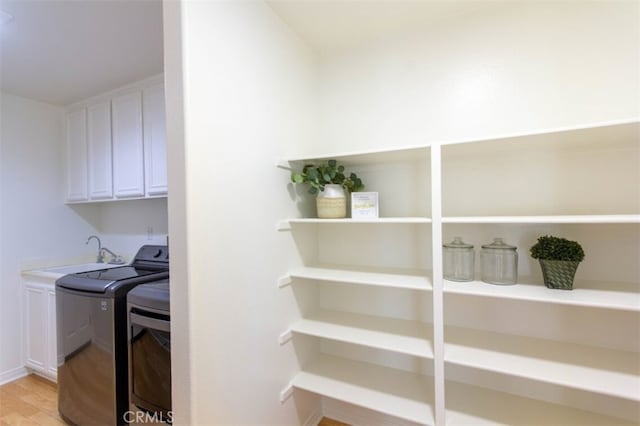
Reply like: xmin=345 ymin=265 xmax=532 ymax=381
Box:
xmin=482 ymin=237 xmax=517 ymax=250
xmin=443 ymin=237 xmax=473 ymax=249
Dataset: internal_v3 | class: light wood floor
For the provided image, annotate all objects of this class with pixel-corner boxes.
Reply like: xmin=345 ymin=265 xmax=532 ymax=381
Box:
xmin=1 ymin=375 xmax=348 ymax=426
xmin=0 ymin=374 xmax=64 ymax=425
xmin=317 ymin=418 xmax=348 ymax=426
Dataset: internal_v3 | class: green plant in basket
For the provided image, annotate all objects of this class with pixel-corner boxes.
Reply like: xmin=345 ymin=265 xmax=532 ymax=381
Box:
xmin=530 ymin=235 xmax=585 ymax=290
xmin=291 ymin=159 xmax=364 ymax=195
xmin=530 ymin=235 xmax=585 ymax=262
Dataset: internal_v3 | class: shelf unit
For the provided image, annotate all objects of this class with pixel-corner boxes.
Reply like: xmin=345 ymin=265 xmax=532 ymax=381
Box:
xmin=279 ymin=120 xmax=640 ymax=426
xmin=284 ymin=265 xmax=432 ymax=291
xmin=287 ymin=309 xmax=433 ymax=359
xmin=289 ymin=354 xmax=435 ymax=425
xmin=445 ymin=381 xmax=637 ymax=426
xmin=444 ymin=278 xmax=640 ymax=312
xmin=444 ymin=326 xmax=639 ymax=401
xmin=278 ymin=217 xmax=432 ymax=230
xmin=442 ymin=214 xmax=640 ymax=224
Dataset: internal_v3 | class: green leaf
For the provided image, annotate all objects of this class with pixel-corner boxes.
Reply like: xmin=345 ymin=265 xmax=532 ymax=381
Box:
xmin=307 ymin=169 xmax=318 ymax=180
xmin=328 ymin=159 xmax=337 ymax=168
xmin=291 ymin=173 xmax=304 ymax=183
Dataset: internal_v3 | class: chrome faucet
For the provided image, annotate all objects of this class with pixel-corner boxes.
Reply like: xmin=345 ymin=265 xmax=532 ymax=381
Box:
xmin=86 ymin=235 xmax=103 ymax=263
xmin=100 ymin=247 xmax=125 ymax=265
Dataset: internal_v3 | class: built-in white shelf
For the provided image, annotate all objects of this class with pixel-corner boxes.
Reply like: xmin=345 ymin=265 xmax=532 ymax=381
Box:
xmin=278 ymin=217 xmax=432 ymax=230
xmin=280 ymin=119 xmax=640 ymax=424
xmin=288 ymin=309 xmax=433 ymax=359
xmin=281 ymin=215 xmax=640 ymax=228
xmin=445 ymin=380 xmax=637 ymax=426
xmin=285 ymin=265 xmax=431 ymax=291
xmin=283 ymin=146 xmax=430 ymax=166
xmin=439 ymin=118 xmax=638 ymax=148
xmin=444 ymin=326 xmax=640 ymax=402
xmin=290 ymin=354 xmax=435 ymax=425
xmin=444 ymin=279 xmax=640 ymax=312
xmin=442 ymin=214 xmax=640 ymax=224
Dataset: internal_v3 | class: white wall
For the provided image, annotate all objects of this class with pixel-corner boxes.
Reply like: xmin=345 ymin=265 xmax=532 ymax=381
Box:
xmin=165 ymin=1 xmax=318 ymax=424
xmin=0 ymin=92 xmax=98 ymax=381
xmin=316 ymin=1 xmax=639 ymax=155
xmin=165 ymin=0 xmax=639 ymax=424
xmin=91 ymin=198 xmax=169 ymax=261
xmin=162 ymin=0 xmax=192 ymax=422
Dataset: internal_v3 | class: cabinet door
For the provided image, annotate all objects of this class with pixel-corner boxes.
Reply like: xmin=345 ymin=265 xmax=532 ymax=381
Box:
xmin=24 ymin=285 xmax=46 ymax=372
xmin=143 ymin=84 xmax=168 ymax=196
xmin=112 ymin=91 xmax=144 ymax=198
xmin=66 ymin=109 xmax=88 ymax=201
xmin=46 ymin=289 xmax=58 ymax=380
xmin=87 ymin=101 xmax=113 ymax=200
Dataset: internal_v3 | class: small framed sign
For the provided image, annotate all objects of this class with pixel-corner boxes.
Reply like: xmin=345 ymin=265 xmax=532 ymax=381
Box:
xmin=351 ymin=192 xmax=379 ymax=219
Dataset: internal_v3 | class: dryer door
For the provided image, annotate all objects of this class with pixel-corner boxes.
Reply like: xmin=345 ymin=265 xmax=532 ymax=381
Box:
xmin=129 ymin=310 xmax=172 ymax=417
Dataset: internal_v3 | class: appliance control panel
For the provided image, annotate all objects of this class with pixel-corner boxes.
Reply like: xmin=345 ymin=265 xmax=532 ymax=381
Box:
xmin=133 ymin=245 xmax=169 ymax=263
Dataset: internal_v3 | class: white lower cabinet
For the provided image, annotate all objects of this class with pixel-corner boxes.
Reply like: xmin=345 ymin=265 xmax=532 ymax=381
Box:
xmin=46 ymin=290 xmax=57 ymax=379
xmin=24 ymin=279 xmax=57 ymax=382
xmin=280 ymin=121 xmax=639 ymax=426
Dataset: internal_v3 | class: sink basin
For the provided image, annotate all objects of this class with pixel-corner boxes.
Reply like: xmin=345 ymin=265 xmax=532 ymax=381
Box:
xmin=41 ymin=263 xmax=122 ymax=274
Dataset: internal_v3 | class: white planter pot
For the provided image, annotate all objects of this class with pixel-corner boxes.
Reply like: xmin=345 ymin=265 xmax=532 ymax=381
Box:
xmin=316 ymin=184 xmax=347 ymax=218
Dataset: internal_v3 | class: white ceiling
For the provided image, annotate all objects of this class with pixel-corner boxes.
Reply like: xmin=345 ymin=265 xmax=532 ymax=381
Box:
xmin=0 ymin=0 xmax=163 ymax=106
xmin=0 ymin=0 xmax=489 ymax=106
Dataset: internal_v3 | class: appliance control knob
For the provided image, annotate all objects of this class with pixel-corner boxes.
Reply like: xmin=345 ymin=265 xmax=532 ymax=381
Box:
xmin=153 ymin=249 xmax=163 ymax=258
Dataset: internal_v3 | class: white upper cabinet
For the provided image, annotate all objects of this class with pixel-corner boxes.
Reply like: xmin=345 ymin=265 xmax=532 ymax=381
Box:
xmin=143 ymin=84 xmax=168 ymax=196
xmin=64 ymin=76 xmax=168 ymax=203
xmin=87 ymin=101 xmax=113 ymax=200
xmin=111 ymin=90 xmax=145 ymax=198
xmin=66 ymin=109 xmax=88 ymax=201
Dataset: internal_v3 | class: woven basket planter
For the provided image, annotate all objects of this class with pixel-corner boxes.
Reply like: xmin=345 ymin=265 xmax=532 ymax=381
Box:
xmin=539 ymin=259 xmax=580 ymax=290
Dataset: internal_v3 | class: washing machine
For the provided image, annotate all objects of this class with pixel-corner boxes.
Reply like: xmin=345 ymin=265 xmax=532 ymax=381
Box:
xmin=56 ymin=245 xmax=169 ymax=425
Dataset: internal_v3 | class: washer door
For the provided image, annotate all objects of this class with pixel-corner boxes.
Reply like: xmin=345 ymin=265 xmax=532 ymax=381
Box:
xmin=57 ymin=288 xmax=117 ymax=425
xmin=130 ymin=311 xmax=172 ymax=416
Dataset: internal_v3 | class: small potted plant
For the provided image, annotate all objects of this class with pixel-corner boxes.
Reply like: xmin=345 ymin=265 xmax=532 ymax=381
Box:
xmin=530 ymin=235 xmax=585 ymax=290
xmin=291 ymin=159 xmax=364 ymax=218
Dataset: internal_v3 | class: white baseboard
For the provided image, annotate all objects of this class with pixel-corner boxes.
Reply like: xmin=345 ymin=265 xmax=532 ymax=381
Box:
xmin=0 ymin=366 xmax=30 ymax=386
xmin=32 ymin=370 xmax=57 ymax=384
xmin=322 ymin=398 xmax=423 ymax=426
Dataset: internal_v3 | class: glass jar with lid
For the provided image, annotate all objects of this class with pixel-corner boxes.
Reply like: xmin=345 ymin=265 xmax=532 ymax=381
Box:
xmin=443 ymin=237 xmax=474 ymax=282
xmin=481 ymin=238 xmax=518 ymax=285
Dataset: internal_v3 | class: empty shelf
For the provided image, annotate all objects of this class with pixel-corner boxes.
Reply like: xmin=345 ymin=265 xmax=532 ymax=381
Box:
xmin=291 ymin=354 xmax=434 ymax=425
